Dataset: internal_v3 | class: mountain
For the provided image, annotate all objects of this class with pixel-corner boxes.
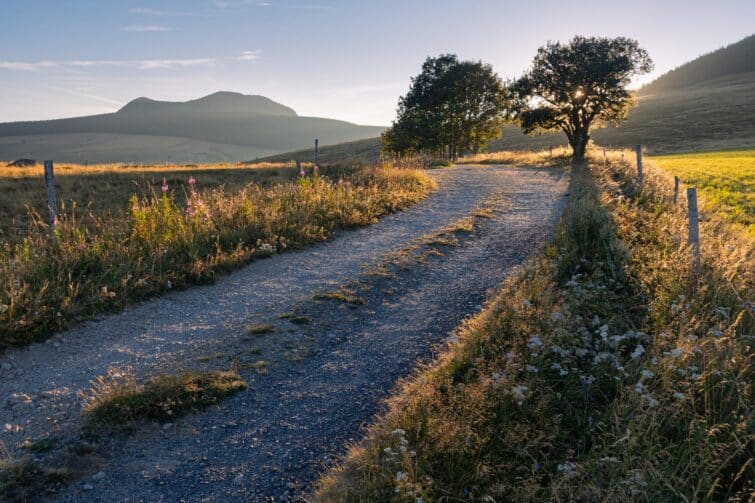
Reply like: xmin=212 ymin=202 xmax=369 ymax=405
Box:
xmin=0 ymin=92 xmax=384 ymax=164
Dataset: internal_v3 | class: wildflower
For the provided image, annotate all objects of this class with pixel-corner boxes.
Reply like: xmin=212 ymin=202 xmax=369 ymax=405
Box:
xmin=640 ymin=369 xmax=655 ymax=380
xmin=557 ymin=461 xmax=578 ymax=479
xmin=527 ymin=335 xmax=544 ymax=351
xmin=392 ymin=428 xmax=406 ymax=437
xmin=634 ymin=381 xmax=646 ymax=393
xmin=161 ymin=178 xmax=168 ymax=193
xmin=630 ymin=344 xmax=645 ymax=360
xmin=522 ymin=299 xmax=532 ymax=308
xmin=338 ymin=177 xmax=344 ymax=186
xmin=188 ymin=176 xmax=196 ymax=189
xmin=551 ymin=311 xmax=564 ymax=321
xmin=511 ymin=385 xmax=527 ymax=404
xmin=673 ymin=392 xmax=685 ymax=400
xmin=525 ymin=364 xmax=539 ymax=373
xmin=299 ymin=166 xmax=306 ymax=177
xmin=643 ymin=394 xmax=660 ymax=408
xmin=580 ymin=374 xmax=595 ymax=385
xmin=0 ymin=304 xmax=8 ymax=314
xmin=395 ymin=471 xmax=407 ymax=482
xmin=669 ymin=348 xmax=683 ymax=357
xmin=313 ymin=164 xmax=320 ymax=175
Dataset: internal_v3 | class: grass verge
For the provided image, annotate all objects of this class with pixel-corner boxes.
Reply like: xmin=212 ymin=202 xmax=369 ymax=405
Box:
xmin=314 ymin=151 xmax=753 ymax=501
xmin=84 ymin=370 xmax=247 ymax=428
xmin=0 ymin=165 xmax=435 ymax=349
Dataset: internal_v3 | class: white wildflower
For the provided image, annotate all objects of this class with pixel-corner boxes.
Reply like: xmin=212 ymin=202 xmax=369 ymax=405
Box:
xmin=525 ymin=364 xmax=539 ymax=373
xmin=551 ymin=311 xmax=564 ymax=321
xmin=512 ymin=385 xmax=527 ymax=404
xmin=522 ymin=299 xmax=532 ymax=308
xmin=395 ymin=471 xmax=407 ymax=482
xmin=527 ymin=335 xmax=544 ymax=351
xmin=392 ymin=428 xmax=405 ymax=437
xmin=634 ymin=381 xmax=646 ymax=394
xmin=557 ymin=461 xmax=578 ymax=479
xmin=630 ymin=345 xmax=645 ymax=360
xmin=669 ymin=348 xmax=683 ymax=357
xmin=643 ymin=394 xmax=659 ymax=408
xmin=640 ymin=369 xmax=655 ymax=380
xmin=580 ymin=374 xmax=595 ymax=385
xmin=672 ymin=392 xmax=685 ymax=400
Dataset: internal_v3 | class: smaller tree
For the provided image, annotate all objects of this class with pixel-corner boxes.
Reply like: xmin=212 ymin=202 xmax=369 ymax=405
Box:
xmin=384 ymin=54 xmax=507 ymax=160
xmin=510 ymin=36 xmax=653 ymax=160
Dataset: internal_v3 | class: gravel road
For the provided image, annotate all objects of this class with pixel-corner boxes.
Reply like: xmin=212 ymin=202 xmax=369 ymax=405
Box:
xmin=0 ymin=165 xmax=568 ymax=502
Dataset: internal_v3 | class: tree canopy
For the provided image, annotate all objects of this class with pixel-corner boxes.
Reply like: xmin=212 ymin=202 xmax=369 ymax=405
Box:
xmin=510 ymin=36 xmax=653 ymax=159
xmin=383 ymin=54 xmax=507 ymax=160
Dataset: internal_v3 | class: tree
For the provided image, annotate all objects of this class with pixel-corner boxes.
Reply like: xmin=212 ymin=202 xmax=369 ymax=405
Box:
xmin=510 ymin=36 xmax=653 ymax=160
xmin=383 ymin=54 xmax=507 ymax=160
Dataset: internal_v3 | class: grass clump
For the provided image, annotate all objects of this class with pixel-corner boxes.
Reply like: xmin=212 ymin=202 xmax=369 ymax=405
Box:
xmin=84 ymin=370 xmax=247 ymax=427
xmin=0 ymin=164 xmax=435 ymax=349
xmin=245 ymin=323 xmax=277 ymax=336
xmin=314 ymin=152 xmax=753 ymax=501
xmin=314 ymin=290 xmax=368 ymax=305
xmin=0 ymin=457 xmax=72 ymax=502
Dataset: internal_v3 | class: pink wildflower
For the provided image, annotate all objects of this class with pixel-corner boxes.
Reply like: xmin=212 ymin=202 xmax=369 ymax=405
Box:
xmin=161 ymin=178 xmax=168 ymax=193
xmin=188 ymin=176 xmax=196 ymax=188
xmin=299 ymin=166 xmax=306 ymax=177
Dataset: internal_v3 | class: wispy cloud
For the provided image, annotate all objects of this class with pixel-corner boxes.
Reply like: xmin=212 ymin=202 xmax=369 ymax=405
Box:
xmin=129 ymin=7 xmax=167 ymax=15
xmin=121 ymin=25 xmax=173 ymax=32
xmin=45 ymin=86 xmax=124 ymax=107
xmin=0 ymin=52 xmax=261 ymax=72
xmin=236 ymin=50 xmax=261 ymax=61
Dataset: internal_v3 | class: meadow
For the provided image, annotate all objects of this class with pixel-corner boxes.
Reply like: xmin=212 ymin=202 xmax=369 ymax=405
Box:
xmin=315 ymin=149 xmax=753 ymax=501
xmin=648 ymin=148 xmax=754 ymax=237
xmin=0 ymin=161 xmax=435 ymax=349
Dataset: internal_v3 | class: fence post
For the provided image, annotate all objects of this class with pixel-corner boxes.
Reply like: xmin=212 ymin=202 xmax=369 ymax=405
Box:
xmin=635 ymin=145 xmax=643 ymax=185
xmin=314 ymin=138 xmax=319 ymax=166
xmin=673 ymin=176 xmax=680 ymax=204
xmin=43 ymin=160 xmax=58 ymax=231
xmin=687 ymin=187 xmax=701 ymax=273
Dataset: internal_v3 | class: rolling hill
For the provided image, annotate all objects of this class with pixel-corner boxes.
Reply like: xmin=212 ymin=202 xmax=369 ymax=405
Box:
xmin=0 ymin=92 xmax=384 ymax=164
xmin=267 ymin=34 xmax=755 ymax=163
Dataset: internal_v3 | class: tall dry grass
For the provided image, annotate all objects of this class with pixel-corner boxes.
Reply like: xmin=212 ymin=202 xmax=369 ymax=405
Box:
xmin=0 ymin=166 xmax=435 ymax=349
xmin=314 ymin=150 xmax=752 ymax=501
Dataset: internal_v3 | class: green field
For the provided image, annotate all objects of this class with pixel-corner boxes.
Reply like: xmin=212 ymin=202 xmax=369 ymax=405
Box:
xmin=648 ymin=148 xmax=754 ymax=237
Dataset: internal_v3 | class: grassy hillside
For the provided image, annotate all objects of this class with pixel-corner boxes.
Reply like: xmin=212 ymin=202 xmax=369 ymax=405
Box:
xmin=640 ymin=34 xmax=755 ymax=95
xmin=0 ymin=92 xmax=385 ymax=164
xmin=254 ymin=137 xmax=383 ymax=165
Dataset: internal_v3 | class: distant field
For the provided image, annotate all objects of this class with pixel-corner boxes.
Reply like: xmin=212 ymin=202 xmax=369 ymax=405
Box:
xmin=648 ymin=149 xmax=754 ymax=237
xmin=0 ymin=160 xmax=351 ymax=241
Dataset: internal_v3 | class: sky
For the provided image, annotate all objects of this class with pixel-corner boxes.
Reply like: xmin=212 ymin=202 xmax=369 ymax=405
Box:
xmin=1 ymin=0 xmax=753 ymax=126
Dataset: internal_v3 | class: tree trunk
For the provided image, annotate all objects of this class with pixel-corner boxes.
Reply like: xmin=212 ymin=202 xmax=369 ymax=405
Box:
xmin=569 ymin=129 xmax=590 ymax=160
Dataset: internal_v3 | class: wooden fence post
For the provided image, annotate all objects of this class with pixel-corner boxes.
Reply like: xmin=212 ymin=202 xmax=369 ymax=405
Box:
xmin=43 ymin=160 xmax=58 ymax=231
xmin=314 ymin=138 xmax=319 ymax=166
xmin=673 ymin=176 xmax=680 ymax=204
xmin=635 ymin=145 xmax=643 ymax=185
xmin=687 ymin=187 xmax=701 ymax=273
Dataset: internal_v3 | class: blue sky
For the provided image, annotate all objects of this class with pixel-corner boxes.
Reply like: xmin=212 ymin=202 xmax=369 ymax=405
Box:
xmin=1 ymin=0 xmax=753 ymax=125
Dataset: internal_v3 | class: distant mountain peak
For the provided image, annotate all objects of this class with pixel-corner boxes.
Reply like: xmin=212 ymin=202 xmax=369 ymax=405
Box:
xmin=117 ymin=92 xmax=297 ymax=117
